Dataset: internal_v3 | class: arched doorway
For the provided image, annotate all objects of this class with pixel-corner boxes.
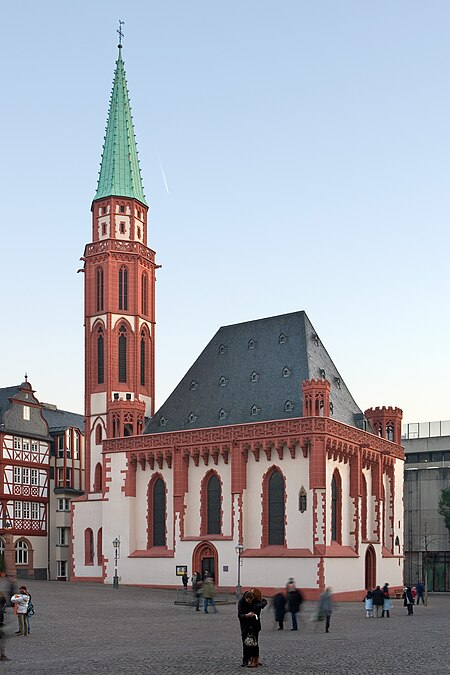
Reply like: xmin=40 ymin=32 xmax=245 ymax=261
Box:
xmin=192 ymin=541 xmax=218 ymax=584
xmin=365 ymin=545 xmax=376 ymax=589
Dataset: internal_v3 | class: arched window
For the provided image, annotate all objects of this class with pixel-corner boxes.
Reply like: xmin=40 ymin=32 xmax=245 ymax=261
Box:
xmin=118 ymin=325 xmax=127 ymax=382
xmin=94 ymin=463 xmax=102 ymax=493
xmin=148 ymin=477 xmax=166 ymax=547
xmin=268 ymin=470 xmax=285 ymax=545
xmin=96 ymin=267 xmax=104 ymax=312
xmin=361 ymin=473 xmax=367 ymax=541
xmin=140 ymin=331 xmax=146 ymax=387
xmin=141 ymin=273 xmax=148 ymax=316
xmin=15 ymin=539 xmax=28 ymax=565
xmin=95 ymin=424 xmax=102 ymax=445
xmin=119 ymin=266 xmax=128 ymax=311
xmin=206 ymin=474 xmax=221 ymax=535
xmin=97 ymin=528 xmax=103 ymax=565
xmin=124 ymin=424 xmax=133 ymax=436
xmin=299 ymin=487 xmax=307 ymax=513
xmin=84 ymin=528 xmax=94 ymax=565
xmin=97 ymin=327 xmax=104 ymax=384
xmin=331 ymin=470 xmax=342 ymax=544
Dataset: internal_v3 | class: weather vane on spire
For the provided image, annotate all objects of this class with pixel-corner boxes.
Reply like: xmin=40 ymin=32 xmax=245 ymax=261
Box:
xmin=117 ymin=20 xmax=125 ymax=48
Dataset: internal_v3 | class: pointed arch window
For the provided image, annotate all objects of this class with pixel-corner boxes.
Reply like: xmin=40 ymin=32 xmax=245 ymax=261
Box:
xmin=119 ymin=325 xmax=127 ymax=382
xmin=119 ymin=266 xmax=128 ymax=311
xmin=141 ymin=273 xmax=148 ymax=316
xmin=140 ymin=330 xmax=146 ymax=387
xmin=207 ymin=474 xmax=221 ymax=535
xmin=94 ymin=462 xmax=102 ymax=493
xmin=148 ymin=477 xmax=166 ymax=547
xmin=361 ymin=473 xmax=368 ymax=541
xmin=268 ymin=470 xmax=285 ymax=545
xmin=97 ymin=327 xmax=104 ymax=385
xmin=97 ymin=528 xmax=103 ymax=565
xmin=96 ymin=267 xmax=104 ymax=312
xmin=331 ymin=470 xmax=342 ymax=544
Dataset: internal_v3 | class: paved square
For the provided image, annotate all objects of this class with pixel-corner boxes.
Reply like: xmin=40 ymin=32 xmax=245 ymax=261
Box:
xmin=1 ymin=582 xmax=449 ymax=674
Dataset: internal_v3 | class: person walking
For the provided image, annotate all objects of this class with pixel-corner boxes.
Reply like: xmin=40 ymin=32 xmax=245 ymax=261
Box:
xmin=372 ymin=585 xmax=384 ymax=618
xmin=272 ymin=590 xmax=286 ymax=630
xmin=364 ymin=590 xmax=374 ymax=618
xmin=0 ymin=592 xmax=6 ymax=626
xmin=403 ymin=586 xmax=414 ymax=615
xmin=202 ymin=575 xmax=217 ymax=614
xmin=381 ymin=583 xmax=392 ymax=618
xmin=416 ymin=581 xmax=425 ymax=605
xmin=11 ymin=586 xmax=29 ymax=636
xmin=287 ymin=584 xmax=303 ymax=631
xmin=182 ymin=571 xmax=189 ymax=592
xmin=192 ymin=571 xmax=202 ymax=611
xmin=318 ymin=587 xmax=333 ymax=633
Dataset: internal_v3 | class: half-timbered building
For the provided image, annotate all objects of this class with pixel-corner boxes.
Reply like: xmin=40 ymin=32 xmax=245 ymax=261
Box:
xmin=71 ymin=44 xmax=405 ymax=598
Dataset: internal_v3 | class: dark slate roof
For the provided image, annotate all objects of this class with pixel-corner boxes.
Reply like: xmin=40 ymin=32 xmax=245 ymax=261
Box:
xmin=0 ymin=382 xmax=50 ymax=439
xmin=145 ymin=311 xmax=366 ymax=435
xmin=42 ymin=406 xmax=84 ymax=434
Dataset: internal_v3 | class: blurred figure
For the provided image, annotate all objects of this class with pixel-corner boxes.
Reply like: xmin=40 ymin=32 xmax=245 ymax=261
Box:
xmin=364 ymin=589 xmax=373 ymax=618
xmin=318 ymin=587 xmax=333 ymax=633
xmin=202 ymin=575 xmax=217 ymax=614
xmin=381 ymin=583 xmax=392 ymax=618
xmin=287 ymin=582 xmax=304 ymax=631
xmin=272 ymin=590 xmax=286 ymax=630
xmin=249 ymin=588 xmax=267 ymax=667
xmin=372 ymin=585 xmax=384 ymax=617
xmin=416 ymin=580 xmax=425 ymax=605
xmin=403 ymin=585 xmax=414 ymax=615
xmin=191 ymin=571 xmax=202 ymax=611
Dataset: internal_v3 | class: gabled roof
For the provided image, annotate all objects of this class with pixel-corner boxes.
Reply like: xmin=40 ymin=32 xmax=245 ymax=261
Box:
xmin=93 ymin=47 xmax=147 ymax=205
xmin=145 ymin=311 xmax=366 ymax=435
xmin=0 ymin=382 xmax=50 ymax=440
xmin=41 ymin=405 xmax=84 ymax=434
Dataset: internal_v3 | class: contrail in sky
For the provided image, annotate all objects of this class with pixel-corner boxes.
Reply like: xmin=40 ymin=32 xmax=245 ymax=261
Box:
xmin=158 ymin=158 xmax=170 ymax=194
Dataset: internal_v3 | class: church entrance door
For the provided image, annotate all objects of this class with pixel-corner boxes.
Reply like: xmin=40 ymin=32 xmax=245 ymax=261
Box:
xmin=365 ymin=545 xmax=376 ymax=590
xmin=192 ymin=542 xmax=218 ymax=585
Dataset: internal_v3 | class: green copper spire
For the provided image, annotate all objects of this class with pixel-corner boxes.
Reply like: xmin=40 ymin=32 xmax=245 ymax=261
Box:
xmin=94 ymin=47 xmax=147 ymax=205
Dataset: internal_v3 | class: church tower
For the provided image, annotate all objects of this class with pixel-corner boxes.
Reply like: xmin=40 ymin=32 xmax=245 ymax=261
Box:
xmin=83 ymin=43 xmax=156 ymax=494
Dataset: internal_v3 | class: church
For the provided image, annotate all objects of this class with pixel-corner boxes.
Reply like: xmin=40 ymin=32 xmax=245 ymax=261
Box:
xmin=71 ymin=42 xmax=405 ymax=599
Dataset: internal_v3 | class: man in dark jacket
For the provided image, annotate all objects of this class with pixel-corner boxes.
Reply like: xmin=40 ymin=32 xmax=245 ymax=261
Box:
xmin=287 ymin=585 xmax=304 ymax=631
xmin=372 ymin=585 xmax=384 ymax=618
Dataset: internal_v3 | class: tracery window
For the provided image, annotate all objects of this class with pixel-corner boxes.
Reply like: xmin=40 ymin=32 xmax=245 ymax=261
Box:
xmin=148 ymin=477 xmax=166 ymax=547
xmin=97 ymin=327 xmax=104 ymax=384
xmin=140 ymin=331 xmax=146 ymax=387
xmin=206 ymin=474 xmax=221 ymax=535
xmin=331 ymin=470 xmax=342 ymax=544
xmin=141 ymin=273 xmax=148 ymax=316
xmin=119 ymin=325 xmax=127 ymax=382
xmin=96 ymin=267 xmax=104 ymax=312
xmin=268 ymin=469 xmax=285 ymax=545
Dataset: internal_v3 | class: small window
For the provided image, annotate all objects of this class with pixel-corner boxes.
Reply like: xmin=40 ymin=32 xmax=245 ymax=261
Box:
xmin=31 ymin=441 xmax=38 ymax=452
xmin=137 ymin=227 xmax=141 ymax=238
xmin=119 ymin=221 xmax=126 ymax=234
xmin=31 ymin=469 xmax=38 ymax=486
xmin=188 ymin=412 xmax=197 ymax=423
xmin=31 ymin=502 xmax=39 ymax=519
xmin=102 ymin=222 xmax=107 ymax=235
xmin=282 ymin=367 xmax=291 ymax=378
xmin=284 ymin=400 xmax=293 ymax=412
xmin=22 ymin=468 xmax=30 ymax=485
xmin=58 ymin=527 xmax=67 ymax=546
xmin=251 ymin=371 xmax=260 ymax=383
xmin=14 ymin=467 xmax=21 ymax=483
xmin=120 ymin=204 xmax=125 ymax=213
xmin=190 ymin=380 xmax=198 ymax=391
xmin=219 ymin=376 xmax=227 ymax=387
xmin=57 ymin=560 xmax=67 ymax=578
xmin=218 ymin=344 xmax=227 ymax=355
xmin=218 ymin=409 xmax=227 ymax=420
xmin=159 ymin=416 xmax=168 ymax=427
xmin=14 ymin=438 xmax=21 ymax=450
xmin=279 ymin=333 xmax=287 ymax=344
xmin=23 ymin=406 xmax=30 ymax=421
xmin=58 ymin=498 xmax=70 ymax=511
xmin=319 ymin=368 xmax=326 ymax=379
xmin=299 ymin=488 xmax=307 ymax=513
xmin=329 ymin=402 xmax=334 ymax=415
xmin=15 ymin=540 xmax=28 ymax=565
xmin=23 ymin=440 xmax=30 ymax=451
xmin=137 ymin=209 xmax=141 ymax=218
xmin=248 ymin=339 xmax=256 ymax=350
xmin=251 ymin=405 xmax=259 ymax=416
xmin=102 ymin=206 xmax=106 ymax=215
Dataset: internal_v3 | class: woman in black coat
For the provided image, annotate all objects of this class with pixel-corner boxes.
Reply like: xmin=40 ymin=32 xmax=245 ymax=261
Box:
xmin=272 ymin=591 xmax=286 ymax=630
xmin=403 ymin=586 xmax=414 ymax=615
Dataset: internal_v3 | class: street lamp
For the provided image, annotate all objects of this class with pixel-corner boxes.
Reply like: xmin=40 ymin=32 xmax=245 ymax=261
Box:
xmin=235 ymin=542 xmax=244 ymax=600
xmin=112 ymin=537 xmax=120 ymax=589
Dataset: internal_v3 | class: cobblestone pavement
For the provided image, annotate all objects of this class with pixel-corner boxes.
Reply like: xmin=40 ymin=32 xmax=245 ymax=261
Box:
xmin=0 ymin=582 xmax=449 ymax=674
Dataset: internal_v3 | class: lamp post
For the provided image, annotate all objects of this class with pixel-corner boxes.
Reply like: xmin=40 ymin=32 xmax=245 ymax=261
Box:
xmin=112 ymin=537 xmax=120 ymax=589
xmin=235 ymin=542 xmax=244 ymax=600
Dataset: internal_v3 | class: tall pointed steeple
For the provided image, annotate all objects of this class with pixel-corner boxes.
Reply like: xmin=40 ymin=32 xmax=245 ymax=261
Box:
xmin=94 ymin=46 xmax=147 ymax=205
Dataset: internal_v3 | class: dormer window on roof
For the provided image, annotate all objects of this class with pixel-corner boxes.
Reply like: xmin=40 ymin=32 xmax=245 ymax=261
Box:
xmin=218 ymin=409 xmax=227 ymax=420
xmin=190 ymin=380 xmax=198 ymax=391
xmin=218 ymin=344 xmax=227 ymax=355
xmin=320 ymin=368 xmax=326 ymax=380
xmin=248 ymin=339 xmax=256 ymax=350
xmin=330 ymin=402 xmax=334 ymax=415
xmin=250 ymin=405 xmax=260 ymax=416
xmin=335 ymin=377 xmax=341 ymax=389
xmin=219 ymin=376 xmax=228 ymax=387
xmin=312 ymin=333 xmax=319 ymax=345
xmin=188 ymin=412 xmax=197 ymax=423
xmin=284 ymin=400 xmax=293 ymax=412
xmin=251 ymin=371 xmax=260 ymax=383
xmin=282 ymin=367 xmax=291 ymax=378
xmin=159 ymin=416 xmax=167 ymax=427
xmin=279 ymin=333 xmax=287 ymax=344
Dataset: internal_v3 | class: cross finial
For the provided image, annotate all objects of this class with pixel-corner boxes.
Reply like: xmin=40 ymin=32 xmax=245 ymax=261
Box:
xmin=117 ymin=19 xmax=125 ymax=48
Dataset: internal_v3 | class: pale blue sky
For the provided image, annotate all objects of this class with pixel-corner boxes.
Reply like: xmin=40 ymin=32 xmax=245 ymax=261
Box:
xmin=3 ymin=1 xmax=450 ymax=425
